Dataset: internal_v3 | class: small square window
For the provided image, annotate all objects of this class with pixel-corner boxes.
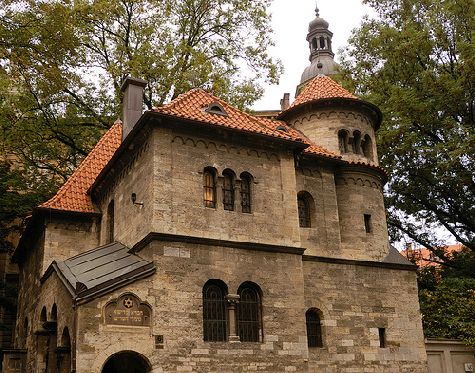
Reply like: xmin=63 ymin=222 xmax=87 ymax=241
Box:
xmin=364 ymin=214 xmax=372 ymax=233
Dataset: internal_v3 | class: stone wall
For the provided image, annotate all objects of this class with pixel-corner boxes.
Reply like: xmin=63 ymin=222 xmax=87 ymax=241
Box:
xmin=303 ymin=259 xmax=427 ymax=372
xmin=150 ymin=126 xmax=301 ymax=247
xmin=42 ymin=215 xmax=99 ymax=275
xmin=75 ymin=240 xmax=308 ymax=373
xmin=335 ymin=169 xmax=389 ymax=261
xmin=288 ymin=108 xmax=378 ymax=165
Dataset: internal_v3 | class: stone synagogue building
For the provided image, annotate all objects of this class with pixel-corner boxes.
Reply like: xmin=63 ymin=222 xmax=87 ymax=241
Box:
xmin=3 ymin=6 xmax=428 ymax=373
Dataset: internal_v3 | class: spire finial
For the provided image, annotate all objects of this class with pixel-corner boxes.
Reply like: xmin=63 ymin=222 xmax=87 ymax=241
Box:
xmin=315 ymin=1 xmax=319 ymax=17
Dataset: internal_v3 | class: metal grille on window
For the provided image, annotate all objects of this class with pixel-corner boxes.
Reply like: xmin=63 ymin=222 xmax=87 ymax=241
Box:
xmin=203 ymin=170 xmax=216 ymax=208
xmin=237 ymin=286 xmax=261 ymax=342
xmin=223 ymin=173 xmax=234 ymax=210
xmin=241 ymin=175 xmax=251 ymax=213
xmin=306 ymin=309 xmax=323 ymax=347
xmin=203 ymin=283 xmax=227 ymax=341
xmin=298 ymin=196 xmax=311 ymax=227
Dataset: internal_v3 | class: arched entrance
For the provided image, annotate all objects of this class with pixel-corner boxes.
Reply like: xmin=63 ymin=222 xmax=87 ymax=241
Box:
xmin=102 ymin=351 xmax=151 ymax=373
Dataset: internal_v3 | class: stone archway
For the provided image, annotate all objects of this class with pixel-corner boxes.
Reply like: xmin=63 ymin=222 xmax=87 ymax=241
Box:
xmin=102 ymin=351 xmax=151 ymax=373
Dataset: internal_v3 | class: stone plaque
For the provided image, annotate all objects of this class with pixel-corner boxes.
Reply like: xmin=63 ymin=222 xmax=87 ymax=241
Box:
xmin=105 ymin=294 xmax=151 ymax=326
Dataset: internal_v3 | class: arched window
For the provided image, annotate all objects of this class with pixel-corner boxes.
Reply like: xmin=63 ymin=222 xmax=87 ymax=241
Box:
xmin=51 ymin=304 xmax=57 ymax=321
xmin=297 ymin=192 xmax=311 ymax=228
xmin=203 ymin=168 xmax=217 ymax=208
xmin=203 ymin=280 xmax=227 ymax=342
xmin=306 ymin=309 xmax=323 ymax=347
xmin=352 ymin=131 xmax=362 ymax=154
xmin=240 ymin=172 xmax=252 ymax=213
xmin=338 ymin=130 xmax=349 ymax=153
xmin=106 ymin=200 xmax=114 ymax=244
xmin=61 ymin=327 xmax=71 ymax=348
xmin=237 ymin=283 xmax=262 ymax=342
xmin=40 ymin=306 xmax=47 ymax=322
xmin=222 ymin=169 xmax=235 ymax=211
xmin=362 ymin=134 xmax=374 ymax=160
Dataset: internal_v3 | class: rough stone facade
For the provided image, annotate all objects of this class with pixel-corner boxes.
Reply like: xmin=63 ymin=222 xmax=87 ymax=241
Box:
xmin=5 ymin=8 xmax=428 ymax=372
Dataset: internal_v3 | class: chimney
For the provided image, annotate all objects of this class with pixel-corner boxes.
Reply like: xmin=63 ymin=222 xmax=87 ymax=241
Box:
xmin=120 ymin=77 xmax=148 ymax=141
xmin=280 ymin=93 xmax=290 ymax=111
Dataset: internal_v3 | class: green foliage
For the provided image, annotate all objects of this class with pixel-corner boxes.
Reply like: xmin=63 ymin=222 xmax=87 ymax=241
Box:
xmin=0 ymin=0 xmax=282 ymax=247
xmin=340 ymin=0 xmax=475 ymax=252
xmin=419 ymin=276 xmax=475 ymax=345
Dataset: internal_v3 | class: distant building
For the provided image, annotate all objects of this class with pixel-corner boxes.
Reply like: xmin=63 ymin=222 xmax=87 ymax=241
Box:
xmin=3 ymin=5 xmax=428 ymax=373
xmin=401 ymin=243 xmax=465 ymax=268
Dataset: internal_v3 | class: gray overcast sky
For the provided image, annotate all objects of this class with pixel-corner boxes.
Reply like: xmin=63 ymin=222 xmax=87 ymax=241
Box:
xmin=252 ymin=0 xmax=372 ymax=110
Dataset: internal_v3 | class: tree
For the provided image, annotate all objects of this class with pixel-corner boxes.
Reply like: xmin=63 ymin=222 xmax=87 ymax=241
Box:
xmin=0 ymin=0 xmax=282 ymax=245
xmin=340 ymin=0 xmax=475 ymax=253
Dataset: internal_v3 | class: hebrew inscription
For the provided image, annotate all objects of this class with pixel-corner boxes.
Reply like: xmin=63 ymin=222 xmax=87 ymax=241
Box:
xmin=105 ymin=294 xmax=151 ymax=326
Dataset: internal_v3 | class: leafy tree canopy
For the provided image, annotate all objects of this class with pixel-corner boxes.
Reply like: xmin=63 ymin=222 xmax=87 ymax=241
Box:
xmin=340 ymin=0 xmax=475 ymax=252
xmin=0 ymin=0 xmax=282 ymax=244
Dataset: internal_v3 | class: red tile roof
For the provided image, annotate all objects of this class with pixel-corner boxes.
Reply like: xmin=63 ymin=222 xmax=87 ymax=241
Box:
xmin=290 ymin=75 xmax=357 ymax=110
xmin=154 ymin=89 xmax=306 ymax=143
xmin=401 ymin=244 xmax=465 ymax=267
xmin=39 ymin=122 xmax=122 ymax=213
xmin=39 ymin=89 xmax=343 ymax=214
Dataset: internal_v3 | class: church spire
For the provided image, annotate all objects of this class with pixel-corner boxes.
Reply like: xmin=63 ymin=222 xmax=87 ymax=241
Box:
xmin=299 ymin=3 xmax=338 ymax=85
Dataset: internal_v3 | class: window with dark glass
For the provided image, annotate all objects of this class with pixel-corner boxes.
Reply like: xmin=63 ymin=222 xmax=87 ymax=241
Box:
xmin=298 ymin=194 xmax=311 ymax=228
xmin=106 ymin=200 xmax=114 ymax=243
xmin=306 ymin=309 xmax=323 ymax=347
xmin=223 ymin=171 xmax=235 ymax=211
xmin=378 ymin=327 xmax=386 ymax=348
xmin=203 ymin=281 xmax=227 ymax=342
xmin=237 ymin=284 xmax=262 ymax=342
xmin=203 ymin=169 xmax=216 ymax=208
xmin=240 ymin=173 xmax=252 ymax=213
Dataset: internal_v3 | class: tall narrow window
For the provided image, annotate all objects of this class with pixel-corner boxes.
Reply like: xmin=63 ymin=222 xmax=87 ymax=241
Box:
xmin=338 ymin=130 xmax=349 ymax=153
xmin=203 ymin=281 xmax=227 ymax=342
xmin=106 ymin=200 xmax=114 ymax=243
xmin=203 ymin=168 xmax=216 ymax=208
xmin=222 ymin=170 xmax=235 ymax=211
xmin=306 ymin=309 xmax=323 ymax=347
xmin=240 ymin=173 xmax=252 ymax=213
xmin=352 ymin=131 xmax=362 ymax=154
xmin=237 ymin=283 xmax=262 ymax=342
xmin=362 ymin=134 xmax=374 ymax=160
xmin=378 ymin=328 xmax=386 ymax=348
xmin=298 ymin=193 xmax=311 ymax=228
xmin=364 ymin=214 xmax=372 ymax=233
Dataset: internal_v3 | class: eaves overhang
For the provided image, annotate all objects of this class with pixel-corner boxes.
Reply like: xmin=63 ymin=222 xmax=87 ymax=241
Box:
xmin=277 ymin=97 xmax=382 ymax=131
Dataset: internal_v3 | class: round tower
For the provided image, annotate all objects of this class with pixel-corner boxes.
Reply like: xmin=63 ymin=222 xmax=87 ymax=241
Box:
xmin=280 ymin=75 xmax=382 ymax=166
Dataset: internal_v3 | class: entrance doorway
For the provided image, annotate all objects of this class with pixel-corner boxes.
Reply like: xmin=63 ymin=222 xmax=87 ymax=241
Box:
xmin=102 ymin=351 xmax=151 ymax=373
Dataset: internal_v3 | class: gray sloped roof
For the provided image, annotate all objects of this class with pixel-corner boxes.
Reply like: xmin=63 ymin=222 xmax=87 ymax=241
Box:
xmin=50 ymin=242 xmax=155 ymax=302
xmin=383 ymin=245 xmax=415 ymax=266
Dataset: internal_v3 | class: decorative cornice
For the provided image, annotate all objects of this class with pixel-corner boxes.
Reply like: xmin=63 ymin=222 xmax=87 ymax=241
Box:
xmin=131 ymin=232 xmax=306 ymax=256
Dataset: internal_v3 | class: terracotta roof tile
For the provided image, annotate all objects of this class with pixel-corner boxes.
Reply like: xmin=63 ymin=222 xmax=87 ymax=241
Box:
xmin=154 ymin=89 xmax=306 ymax=143
xmin=39 ymin=122 xmax=122 ymax=213
xmin=289 ymin=75 xmax=357 ymax=110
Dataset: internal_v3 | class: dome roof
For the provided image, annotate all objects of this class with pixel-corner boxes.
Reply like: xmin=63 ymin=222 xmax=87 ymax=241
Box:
xmin=308 ymin=6 xmax=329 ymax=31
xmin=301 ymin=56 xmax=338 ymax=83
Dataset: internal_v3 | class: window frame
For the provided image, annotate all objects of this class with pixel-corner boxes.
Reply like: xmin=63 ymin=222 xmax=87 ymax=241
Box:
xmin=297 ymin=193 xmax=312 ymax=228
xmin=222 ymin=170 xmax=235 ymax=211
xmin=306 ymin=308 xmax=323 ymax=348
xmin=203 ymin=280 xmax=228 ymax=342
xmin=203 ymin=168 xmax=217 ymax=208
xmin=240 ymin=173 xmax=252 ymax=213
xmin=237 ymin=283 xmax=263 ymax=342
